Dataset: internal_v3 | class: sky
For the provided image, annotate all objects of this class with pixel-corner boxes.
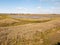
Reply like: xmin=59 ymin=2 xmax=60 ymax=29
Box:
xmin=0 ymin=0 xmax=60 ymax=14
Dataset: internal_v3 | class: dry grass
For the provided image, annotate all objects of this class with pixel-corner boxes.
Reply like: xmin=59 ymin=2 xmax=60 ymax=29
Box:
xmin=0 ymin=14 xmax=60 ymax=45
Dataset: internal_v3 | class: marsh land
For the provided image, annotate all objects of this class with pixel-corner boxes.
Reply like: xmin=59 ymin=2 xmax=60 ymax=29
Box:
xmin=0 ymin=14 xmax=60 ymax=45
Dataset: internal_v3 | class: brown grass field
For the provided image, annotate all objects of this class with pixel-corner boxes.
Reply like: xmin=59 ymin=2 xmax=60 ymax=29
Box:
xmin=0 ymin=14 xmax=60 ymax=45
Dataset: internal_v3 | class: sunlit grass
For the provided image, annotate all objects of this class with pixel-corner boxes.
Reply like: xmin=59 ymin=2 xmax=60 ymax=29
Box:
xmin=0 ymin=14 xmax=60 ymax=45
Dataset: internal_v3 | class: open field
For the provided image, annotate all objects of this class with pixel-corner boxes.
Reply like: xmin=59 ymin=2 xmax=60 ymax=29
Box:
xmin=0 ymin=14 xmax=60 ymax=45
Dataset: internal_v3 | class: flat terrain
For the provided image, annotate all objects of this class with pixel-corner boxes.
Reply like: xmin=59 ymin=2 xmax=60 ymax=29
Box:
xmin=0 ymin=14 xmax=60 ymax=45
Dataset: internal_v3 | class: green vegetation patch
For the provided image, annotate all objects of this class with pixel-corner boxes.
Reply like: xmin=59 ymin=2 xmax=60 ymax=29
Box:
xmin=0 ymin=14 xmax=52 ymax=27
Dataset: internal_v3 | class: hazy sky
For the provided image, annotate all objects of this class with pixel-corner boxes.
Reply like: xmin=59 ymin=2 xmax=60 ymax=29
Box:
xmin=0 ymin=0 xmax=60 ymax=14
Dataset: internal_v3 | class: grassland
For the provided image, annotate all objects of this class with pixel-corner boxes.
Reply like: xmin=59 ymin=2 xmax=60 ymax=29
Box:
xmin=0 ymin=14 xmax=60 ymax=45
